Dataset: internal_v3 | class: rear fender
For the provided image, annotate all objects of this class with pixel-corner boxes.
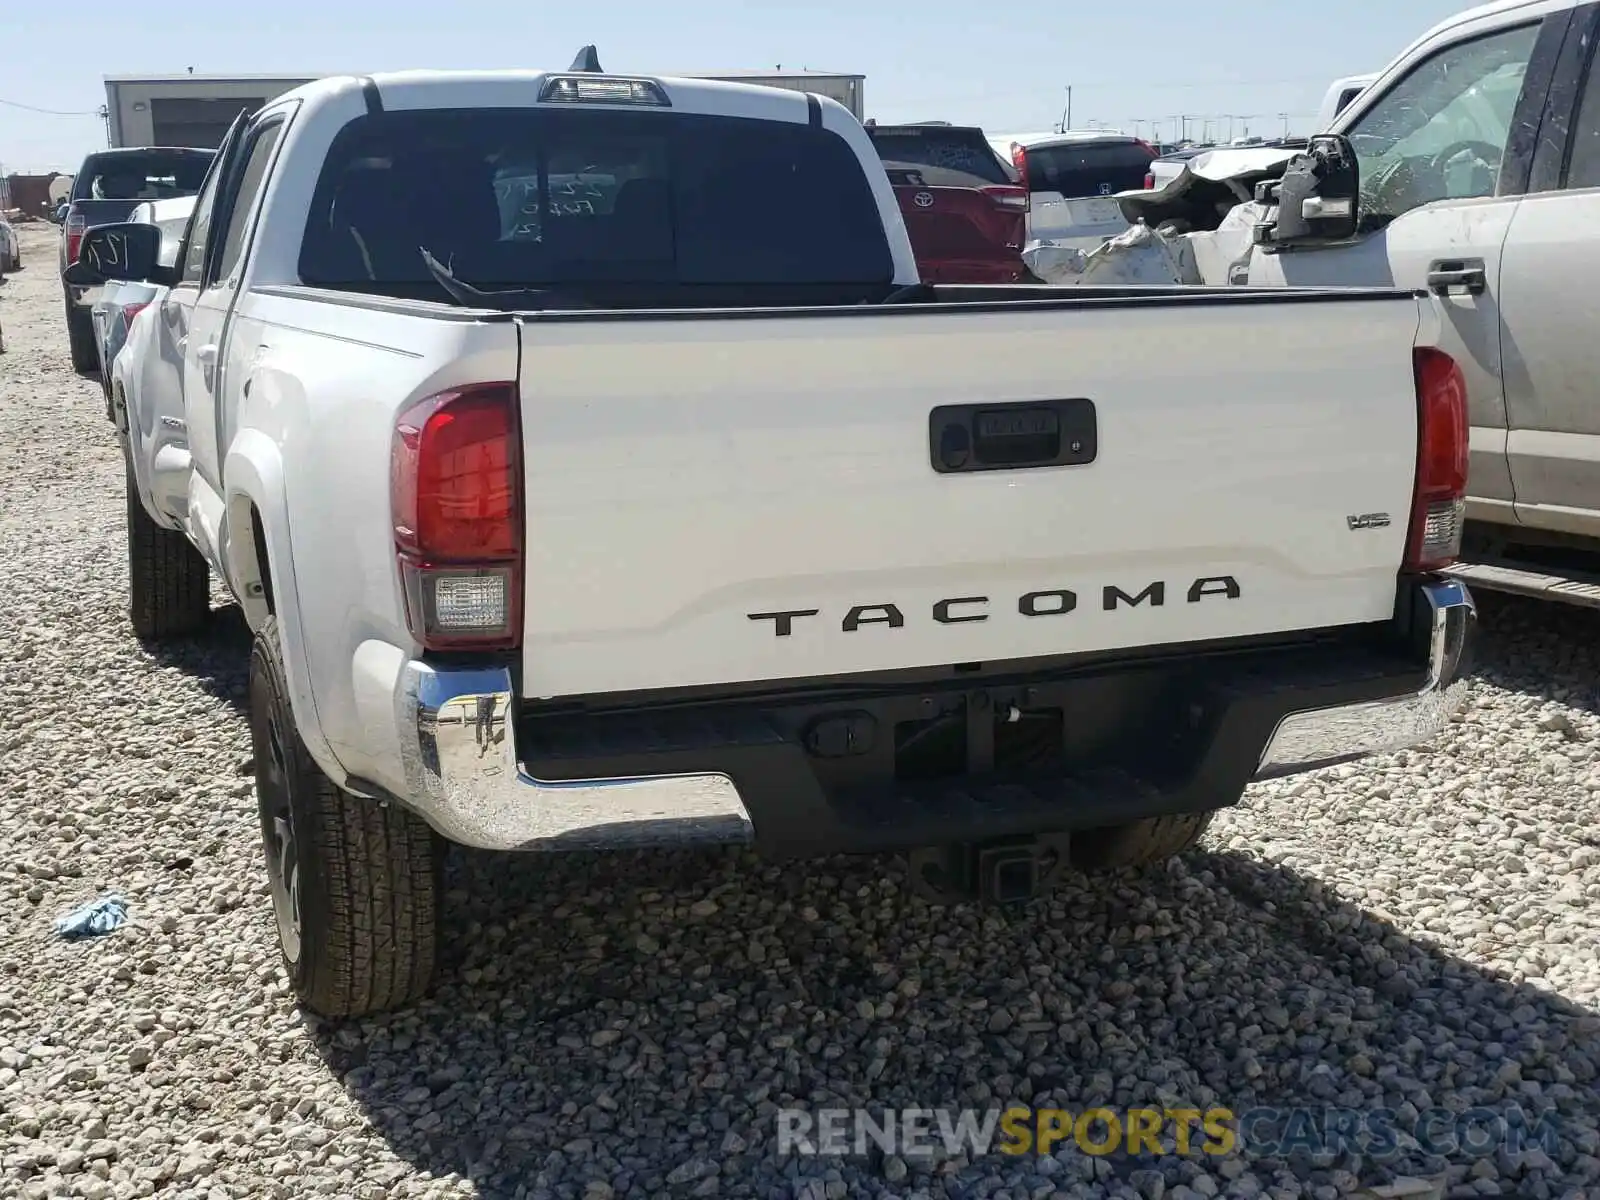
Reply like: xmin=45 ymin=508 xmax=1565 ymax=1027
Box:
xmin=223 ymin=431 xmax=347 ymax=787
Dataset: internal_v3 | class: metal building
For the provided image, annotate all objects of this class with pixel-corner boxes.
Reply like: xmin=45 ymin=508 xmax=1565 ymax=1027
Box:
xmin=105 ymin=66 xmax=865 ymax=149
xmin=104 ymin=75 xmax=317 ymax=148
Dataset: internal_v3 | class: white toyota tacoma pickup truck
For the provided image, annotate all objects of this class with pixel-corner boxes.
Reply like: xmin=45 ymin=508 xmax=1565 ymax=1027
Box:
xmin=68 ymin=56 xmax=1477 ymax=1017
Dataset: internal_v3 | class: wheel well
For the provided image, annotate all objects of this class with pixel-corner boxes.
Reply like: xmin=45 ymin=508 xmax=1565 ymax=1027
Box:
xmin=251 ymin=510 xmax=276 ymax=616
xmin=229 ymin=498 xmax=277 ymax=624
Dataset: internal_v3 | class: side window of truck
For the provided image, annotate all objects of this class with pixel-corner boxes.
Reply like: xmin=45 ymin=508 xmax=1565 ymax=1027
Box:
xmin=1345 ymin=22 xmax=1540 ymax=225
xmin=1563 ymin=38 xmax=1600 ymax=189
xmin=215 ymin=123 xmax=286 ymax=283
xmin=179 ymin=158 xmax=226 ymax=284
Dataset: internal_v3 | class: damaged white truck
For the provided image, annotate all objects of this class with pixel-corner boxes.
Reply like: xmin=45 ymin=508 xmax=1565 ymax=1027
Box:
xmin=69 ymin=58 xmax=1475 ymax=1017
xmin=1096 ymin=0 xmax=1600 ymax=610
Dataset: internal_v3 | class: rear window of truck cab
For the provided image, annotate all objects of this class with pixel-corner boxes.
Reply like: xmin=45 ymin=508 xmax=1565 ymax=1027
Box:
xmin=298 ymin=106 xmax=896 ymax=295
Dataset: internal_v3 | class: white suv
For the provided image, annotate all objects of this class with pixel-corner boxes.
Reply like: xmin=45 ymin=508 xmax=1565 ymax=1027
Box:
xmin=987 ymin=131 xmax=1155 ymax=250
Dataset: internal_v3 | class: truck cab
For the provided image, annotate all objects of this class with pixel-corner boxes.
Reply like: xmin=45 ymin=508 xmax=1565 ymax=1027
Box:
xmin=1240 ymin=0 xmax=1600 ymax=607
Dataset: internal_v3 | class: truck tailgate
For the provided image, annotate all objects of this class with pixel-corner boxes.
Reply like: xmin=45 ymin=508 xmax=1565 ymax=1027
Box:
xmin=516 ymin=294 xmax=1422 ymax=699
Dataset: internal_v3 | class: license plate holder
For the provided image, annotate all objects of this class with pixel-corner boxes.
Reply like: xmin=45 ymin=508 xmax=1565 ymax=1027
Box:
xmin=1077 ymin=198 xmax=1124 ymax=224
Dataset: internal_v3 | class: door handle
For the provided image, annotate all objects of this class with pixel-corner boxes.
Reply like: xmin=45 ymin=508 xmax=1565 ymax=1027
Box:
xmin=196 ymin=343 xmax=218 ymax=388
xmin=1427 ymin=259 xmax=1487 ymax=296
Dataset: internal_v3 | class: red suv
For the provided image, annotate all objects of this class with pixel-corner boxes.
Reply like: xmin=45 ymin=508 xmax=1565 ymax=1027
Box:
xmin=865 ymin=123 xmax=1029 ymax=284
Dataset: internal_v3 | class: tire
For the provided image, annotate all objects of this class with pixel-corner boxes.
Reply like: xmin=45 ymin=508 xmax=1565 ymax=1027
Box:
xmin=66 ymin=301 xmax=97 ymax=374
xmin=10 ymin=255 xmax=21 ymax=272
xmin=1071 ymin=810 xmax=1216 ymax=871
xmin=125 ymin=458 xmax=211 ymax=639
xmin=251 ymin=615 xmax=443 ymax=1017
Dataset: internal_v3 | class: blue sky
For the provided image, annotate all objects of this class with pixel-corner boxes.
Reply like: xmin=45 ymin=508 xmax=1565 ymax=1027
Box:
xmin=2 ymin=0 xmax=1479 ymax=172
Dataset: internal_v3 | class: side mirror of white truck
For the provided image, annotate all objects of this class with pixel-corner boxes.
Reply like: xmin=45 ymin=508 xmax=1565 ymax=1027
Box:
xmin=1251 ymin=134 xmax=1360 ymax=248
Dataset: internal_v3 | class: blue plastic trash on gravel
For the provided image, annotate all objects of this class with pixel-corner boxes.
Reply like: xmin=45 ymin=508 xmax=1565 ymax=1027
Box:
xmin=54 ymin=893 xmax=128 ymax=939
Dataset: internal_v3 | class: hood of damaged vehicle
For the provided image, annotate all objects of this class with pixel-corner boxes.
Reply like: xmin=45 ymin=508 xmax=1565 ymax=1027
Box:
xmin=1117 ymin=145 xmax=1301 ymax=233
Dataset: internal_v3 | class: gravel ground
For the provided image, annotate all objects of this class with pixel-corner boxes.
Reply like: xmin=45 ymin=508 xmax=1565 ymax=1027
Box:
xmin=1 ymin=218 xmax=1598 ymax=1200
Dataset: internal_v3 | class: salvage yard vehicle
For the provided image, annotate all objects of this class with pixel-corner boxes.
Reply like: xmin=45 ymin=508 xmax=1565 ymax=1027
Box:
xmin=1127 ymin=0 xmax=1600 ymax=610
xmin=991 ymin=131 xmax=1152 ymax=251
xmin=91 ymin=196 xmax=195 ymax=418
xmin=876 ymin=160 xmax=1028 ymax=283
xmin=57 ymin=146 xmax=214 ymax=374
xmin=865 ymin=124 xmax=1029 ymax=282
xmin=66 ymin=54 xmax=1476 ymax=1018
xmin=1144 ymin=146 xmax=1207 ymax=192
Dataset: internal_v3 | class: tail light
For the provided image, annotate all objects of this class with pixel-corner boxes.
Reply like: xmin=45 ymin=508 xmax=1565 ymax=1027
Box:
xmin=980 ymin=185 xmax=1029 ymax=212
xmin=122 ymin=301 xmax=150 ymax=328
xmin=1405 ymin=348 xmax=1468 ymax=572
xmin=66 ymin=213 xmax=86 ymax=263
xmin=391 ymin=382 xmax=522 ymax=650
xmin=1009 ymin=142 xmax=1030 ymax=201
xmin=1137 ymin=140 xmax=1159 ymax=190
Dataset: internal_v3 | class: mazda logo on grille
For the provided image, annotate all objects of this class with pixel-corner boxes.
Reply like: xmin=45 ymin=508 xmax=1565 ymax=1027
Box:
xmin=913 ymin=191 xmax=935 ymax=208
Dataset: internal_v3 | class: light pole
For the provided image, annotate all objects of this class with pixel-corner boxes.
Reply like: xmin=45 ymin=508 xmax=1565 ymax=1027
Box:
xmin=1058 ymin=85 xmax=1072 ymax=133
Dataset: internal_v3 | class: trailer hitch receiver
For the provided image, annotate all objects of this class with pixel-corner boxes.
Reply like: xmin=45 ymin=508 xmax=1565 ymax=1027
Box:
xmin=909 ymin=834 xmax=1072 ymax=905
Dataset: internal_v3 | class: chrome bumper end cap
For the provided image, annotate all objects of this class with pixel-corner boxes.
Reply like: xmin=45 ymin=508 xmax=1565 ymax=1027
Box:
xmin=1254 ymin=579 xmax=1475 ymax=780
xmin=396 ymin=663 xmax=754 ymax=852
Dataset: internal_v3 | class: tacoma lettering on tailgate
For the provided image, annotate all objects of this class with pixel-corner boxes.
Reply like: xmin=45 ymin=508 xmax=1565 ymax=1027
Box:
xmin=748 ymin=576 xmax=1242 ymax=636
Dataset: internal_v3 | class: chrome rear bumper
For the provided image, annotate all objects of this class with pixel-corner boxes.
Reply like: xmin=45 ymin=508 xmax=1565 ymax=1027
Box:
xmin=1253 ymin=578 xmax=1475 ymax=779
xmin=395 ymin=580 xmax=1475 ymax=853
xmin=397 ymin=665 xmax=752 ymax=852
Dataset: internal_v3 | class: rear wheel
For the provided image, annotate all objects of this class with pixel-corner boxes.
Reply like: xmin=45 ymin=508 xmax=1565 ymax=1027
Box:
xmin=65 ymin=301 xmax=97 ymax=374
xmin=125 ymin=457 xmax=211 ymax=639
xmin=1071 ymin=810 xmax=1216 ymax=871
xmin=251 ymin=615 xmax=444 ymax=1017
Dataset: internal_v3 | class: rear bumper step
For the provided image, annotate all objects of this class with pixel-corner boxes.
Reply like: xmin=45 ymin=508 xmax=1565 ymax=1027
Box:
xmin=396 ymin=580 xmax=1474 ymax=855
